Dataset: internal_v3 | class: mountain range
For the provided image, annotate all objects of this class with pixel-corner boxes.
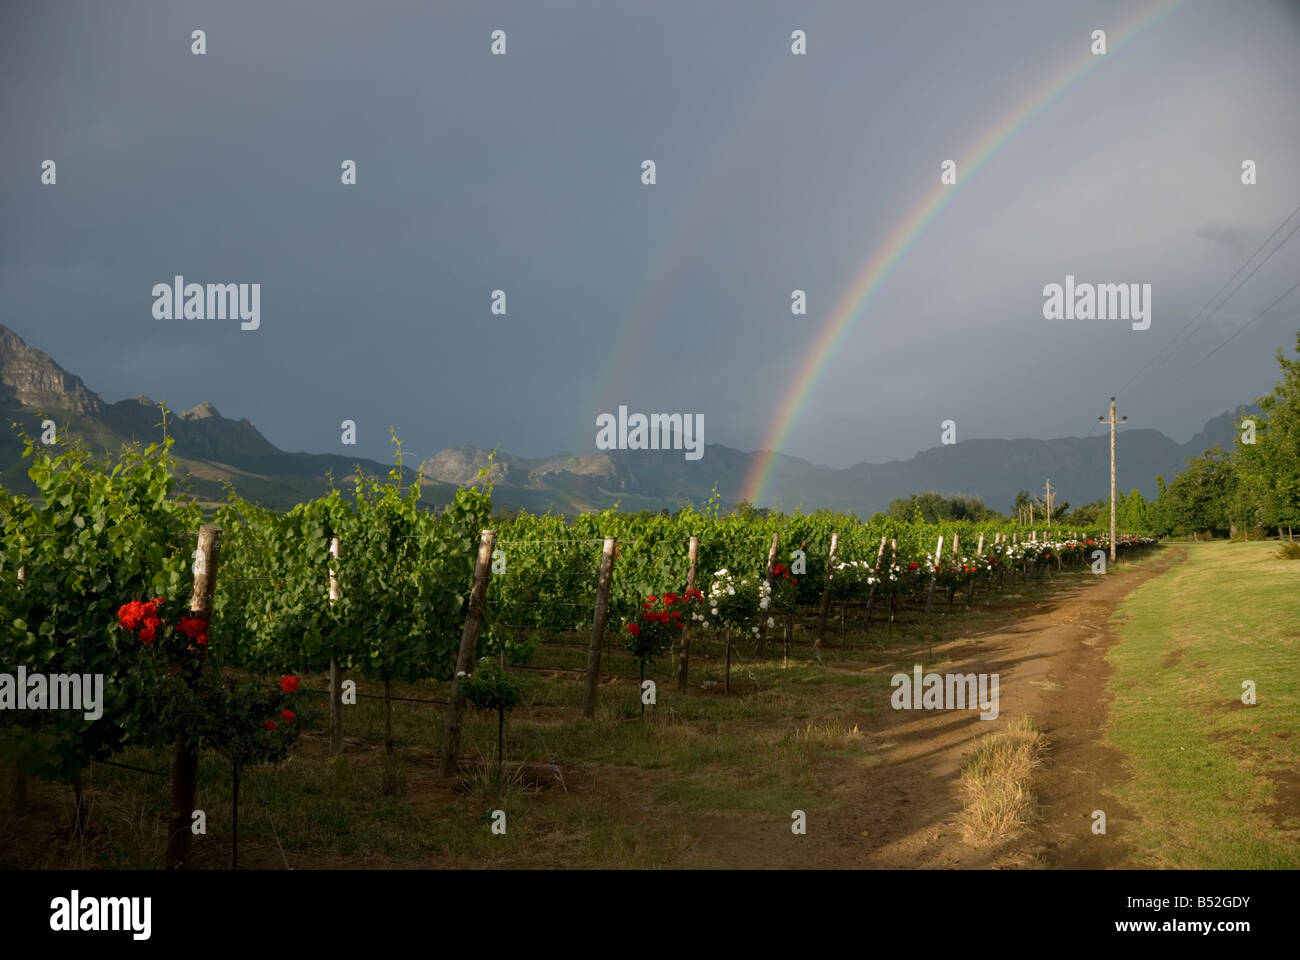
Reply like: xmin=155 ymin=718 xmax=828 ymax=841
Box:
xmin=0 ymin=323 xmax=1248 ymax=516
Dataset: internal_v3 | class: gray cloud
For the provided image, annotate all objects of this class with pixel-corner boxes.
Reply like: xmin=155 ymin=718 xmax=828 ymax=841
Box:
xmin=1 ymin=0 xmax=1297 ymax=476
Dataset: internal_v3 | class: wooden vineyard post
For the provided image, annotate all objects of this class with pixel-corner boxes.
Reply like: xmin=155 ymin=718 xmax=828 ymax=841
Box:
xmin=757 ymin=533 xmax=778 ymax=658
xmin=968 ymin=533 xmax=985 ymax=603
xmin=783 ymin=615 xmax=792 ymax=668
xmin=815 ymin=532 xmax=839 ymax=651
xmin=327 ymin=535 xmax=344 ymax=758
xmin=166 ymin=523 xmax=221 ymax=870
xmin=924 ymin=535 xmax=944 ymax=614
xmin=678 ymin=536 xmax=698 ymax=691
xmin=439 ymin=529 xmax=496 ymax=777
xmin=582 ymin=536 xmax=617 ymax=718
xmin=888 ymin=539 xmax=899 ymax=627
xmin=863 ymin=536 xmax=887 ymax=629
xmin=946 ymin=534 xmax=960 ymax=612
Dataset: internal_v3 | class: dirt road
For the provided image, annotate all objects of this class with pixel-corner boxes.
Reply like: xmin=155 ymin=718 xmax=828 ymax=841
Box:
xmin=822 ymin=546 xmax=1185 ymax=868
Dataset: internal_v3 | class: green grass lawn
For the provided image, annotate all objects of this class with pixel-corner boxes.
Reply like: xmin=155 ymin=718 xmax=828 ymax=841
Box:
xmin=1106 ymin=541 xmax=1300 ymax=868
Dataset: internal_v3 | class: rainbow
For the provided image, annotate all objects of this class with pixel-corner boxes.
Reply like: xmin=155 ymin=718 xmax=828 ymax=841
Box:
xmin=741 ymin=0 xmax=1188 ymax=506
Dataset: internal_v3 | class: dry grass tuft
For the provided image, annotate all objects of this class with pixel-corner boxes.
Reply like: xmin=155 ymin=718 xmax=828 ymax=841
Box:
xmin=956 ymin=715 xmax=1046 ymax=847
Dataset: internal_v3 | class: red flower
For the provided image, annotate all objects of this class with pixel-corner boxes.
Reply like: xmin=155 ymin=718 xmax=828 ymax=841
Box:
xmin=645 ymin=594 xmax=658 ymax=604
xmin=684 ymin=588 xmax=703 ymax=602
xmin=281 ymin=709 xmax=295 ymax=723
xmin=118 ymin=600 xmax=149 ymax=631
xmin=264 ymin=720 xmax=278 ymax=731
xmin=772 ymin=563 xmax=787 ymax=576
xmin=178 ymin=616 xmax=207 ymax=639
xmin=196 ymin=632 xmax=208 ymax=646
xmin=791 ymin=579 xmax=797 ymax=586
xmin=280 ymin=675 xmax=299 ymax=694
xmin=139 ymin=625 xmax=156 ymax=644
xmin=676 ymin=622 xmax=684 ymax=630
xmin=626 ymin=622 xmax=640 ymax=636
xmin=663 ymin=592 xmax=679 ymax=605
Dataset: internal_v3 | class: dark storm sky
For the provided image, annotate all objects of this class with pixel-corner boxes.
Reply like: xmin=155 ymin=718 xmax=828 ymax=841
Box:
xmin=2 ymin=0 xmax=1298 ymax=475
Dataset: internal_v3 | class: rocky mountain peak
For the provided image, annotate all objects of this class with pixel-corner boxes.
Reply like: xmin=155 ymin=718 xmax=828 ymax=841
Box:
xmin=0 ymin=324 xmax=104 ymax=418
xmin=181 ymin=401 xmax=222 ymax=421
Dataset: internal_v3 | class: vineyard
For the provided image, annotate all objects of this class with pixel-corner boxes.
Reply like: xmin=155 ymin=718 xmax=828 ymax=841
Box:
xmin=0 ymin=434 xmax=1162 ymax=868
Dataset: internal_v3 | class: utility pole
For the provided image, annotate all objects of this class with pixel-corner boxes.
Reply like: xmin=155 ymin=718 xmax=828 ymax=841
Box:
xmin=1043 ymin=478 xmax=1054 ymax=532
xmin=1099 ymin=397 xmax=1127 ymax=562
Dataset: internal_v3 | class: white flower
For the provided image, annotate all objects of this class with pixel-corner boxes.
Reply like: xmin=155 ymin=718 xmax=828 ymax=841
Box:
xmin=751 ymin=626 xmax=760 ymax=635
xmin=727 ymin=587 xmax=735 ymax=595
xmin=711 ymin=608 xmax=719 ymax=616
xmin=759 ymin=598 xmax=769 ymax=610
xmin=702 ymin=621 xmax=710 ymax=628
xmin=766 ymin=617 xmax=774 ymax=628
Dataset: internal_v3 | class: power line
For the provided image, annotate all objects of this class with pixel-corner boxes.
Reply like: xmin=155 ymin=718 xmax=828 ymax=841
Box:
xmin=1180 ymin=276 xmax=1300 ymax=372
xmin=1143 ymin=218 xmax=1300 ymax=381
xmin=1119 ymin=200 xmax=1300 ymax=392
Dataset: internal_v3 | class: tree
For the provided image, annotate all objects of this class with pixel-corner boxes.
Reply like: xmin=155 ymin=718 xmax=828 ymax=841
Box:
xmin=888 ymin=492 xmax=998 ymax=524
xmin=1117 ymin=490 xmax=1150 ymax=533
xmin=1064 ymin=499 xmax=1106 ymax=526
xmin=1165 ymin=447 xmax=1236 ymax=537
xmin=1149 ymin=475 xmax=1173 ymax=536
xmin=1235 ymin=334 xmax=1300 ymax=537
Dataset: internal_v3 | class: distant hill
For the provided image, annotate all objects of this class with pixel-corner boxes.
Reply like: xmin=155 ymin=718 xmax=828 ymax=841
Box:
xmin=418 ymin=407 xmax=1249 ymax=518
xmin=1 ymin=322 xmax=1253 ymax=516
xmin=0 ymin=323 xmax=454 ymax=510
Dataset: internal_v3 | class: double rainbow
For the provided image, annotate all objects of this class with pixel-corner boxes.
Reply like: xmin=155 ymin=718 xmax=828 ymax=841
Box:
xmin=739 ymin=0 xmax=1187 ymax=506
